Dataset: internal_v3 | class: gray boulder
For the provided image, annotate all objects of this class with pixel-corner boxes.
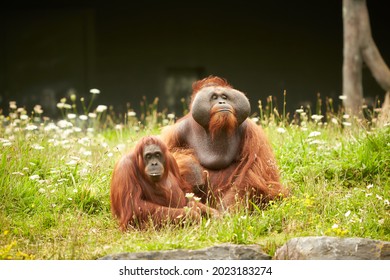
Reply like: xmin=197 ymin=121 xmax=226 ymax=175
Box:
xmin=274 ymin=236 xmax=390 ymax=260
xmin=100 ymin=243 xmax=271 ymax=260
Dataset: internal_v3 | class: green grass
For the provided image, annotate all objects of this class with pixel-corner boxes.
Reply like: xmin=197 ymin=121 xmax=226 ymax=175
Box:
xmin=0 ymin=94 xmax=389 ymax=259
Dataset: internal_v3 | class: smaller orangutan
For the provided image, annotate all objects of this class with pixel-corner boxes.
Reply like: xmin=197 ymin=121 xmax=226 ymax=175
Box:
xmin=110 ymin=136 xmax=218 ymax=230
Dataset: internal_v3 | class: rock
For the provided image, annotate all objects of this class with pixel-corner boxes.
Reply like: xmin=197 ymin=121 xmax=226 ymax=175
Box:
xmin=274 ymin=236 xmax=390 ymax=260
xmin=100 ymin=243 xmax=271 ymax=260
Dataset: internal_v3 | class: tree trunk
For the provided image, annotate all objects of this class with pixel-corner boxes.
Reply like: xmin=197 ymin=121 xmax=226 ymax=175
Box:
xmin=342 ymin=0 xmax=390 ymax=118
xmin=342 ymin=0 xmax=363 ymax=115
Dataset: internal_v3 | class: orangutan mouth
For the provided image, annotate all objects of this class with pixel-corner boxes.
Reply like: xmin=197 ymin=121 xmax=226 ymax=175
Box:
xmin=217 ymin=109 xmax=233 ymax=113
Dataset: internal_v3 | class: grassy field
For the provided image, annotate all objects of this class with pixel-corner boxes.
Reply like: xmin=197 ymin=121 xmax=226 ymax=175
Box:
xmin=0 ymin=94 xmax=389 ymax=259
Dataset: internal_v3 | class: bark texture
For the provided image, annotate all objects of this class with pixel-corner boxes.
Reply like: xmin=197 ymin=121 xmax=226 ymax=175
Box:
xmin=342 ymin=0 xmax=390 ymax=118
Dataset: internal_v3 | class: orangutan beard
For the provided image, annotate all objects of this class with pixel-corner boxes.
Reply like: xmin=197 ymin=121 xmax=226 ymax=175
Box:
xmin=208 ymin=107 xmax=238 ymax=140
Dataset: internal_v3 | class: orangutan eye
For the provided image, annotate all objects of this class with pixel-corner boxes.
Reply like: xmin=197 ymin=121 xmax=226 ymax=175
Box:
xmin=221 ymin=94 xmax=227 ymax=99
xmin=211 ymin=94 xmax=218 ymax=100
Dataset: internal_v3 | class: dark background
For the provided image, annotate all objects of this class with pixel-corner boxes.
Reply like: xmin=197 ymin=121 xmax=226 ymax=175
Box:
xmin=1 ymin=1 xmax=389 ymax=118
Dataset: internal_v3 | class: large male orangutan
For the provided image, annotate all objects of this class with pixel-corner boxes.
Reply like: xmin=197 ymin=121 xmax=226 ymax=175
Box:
xmin=162 ymin=76 xmax=288 ymax=210
xmin=110 ymin=136 xmax=217 ymax=230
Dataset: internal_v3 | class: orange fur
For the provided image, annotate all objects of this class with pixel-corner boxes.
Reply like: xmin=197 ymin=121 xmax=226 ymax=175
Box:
xmin=110 ymin=136 xmax=219 ymax=230
xmin=162 ymin=76 xmax=288 ymax=210
xmin=191 ymin=76 xmax=233 ymax=101
xmin=110 ymin=136 xmax=191 ymax=230
xmin=208 ymin=106 xmax=238 ymax=140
